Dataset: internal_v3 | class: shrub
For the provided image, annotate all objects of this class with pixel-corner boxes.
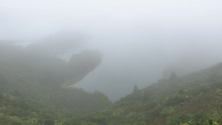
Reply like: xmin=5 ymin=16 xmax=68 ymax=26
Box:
xmin=208 ymin=118 xmax=218 ymax=125
xmin=44 ymin=119 xmax=55 ymax=125
xmin=19 ymin=100 xmax=31 ymax=110
xmin=160 ymin=107 xmax=174 ymax=116
xmin=196 ymin=92 xmax=207 ymax=102
xmin=190 ymin=111 xmax=208 ymax=125
xmin=167 ymin=113 xmax=190 ymax=125
xmin=164 ymin=94 xmax=189 ymax=106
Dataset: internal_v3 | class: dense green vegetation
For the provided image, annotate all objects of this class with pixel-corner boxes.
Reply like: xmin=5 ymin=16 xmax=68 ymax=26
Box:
xmin=0 ymin=43 xmax=111 ymax=125
xmin=83 ymin=62 xmax=222 ymax=125
xmin=2 ymin=42 xmax=222 ymax=125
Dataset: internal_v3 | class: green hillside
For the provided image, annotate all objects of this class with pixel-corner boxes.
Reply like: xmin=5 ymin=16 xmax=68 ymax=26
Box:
xmin=0 ymin=43 xmax=111 ymax=125
xmin=81 ymin=63 xmax=222 ymax=125
xmin=1 ymin=42 xmax=222 ymax=125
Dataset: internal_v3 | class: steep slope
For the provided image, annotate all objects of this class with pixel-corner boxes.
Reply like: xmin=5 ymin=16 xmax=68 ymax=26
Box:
xmin=82 ymin=62 xmax=222 ymax=125
xmin=3 ymin=41 xmax=222 ymax=125
xmin=0 ymin=43 xmax=111 ymax=125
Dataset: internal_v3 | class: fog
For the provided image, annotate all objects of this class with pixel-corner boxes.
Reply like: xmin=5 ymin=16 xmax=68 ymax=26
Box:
xmin=1 ymin=0 xmax=222 ymax=101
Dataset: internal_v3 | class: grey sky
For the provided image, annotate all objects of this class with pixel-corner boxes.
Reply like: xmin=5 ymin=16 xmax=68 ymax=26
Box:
xmin=1 ymin=0 xmax=222 ymax=101
xmin=1 ymin=0 xmax=222 ymax=39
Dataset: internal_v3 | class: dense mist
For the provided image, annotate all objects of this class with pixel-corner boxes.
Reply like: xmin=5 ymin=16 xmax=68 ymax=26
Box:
xmin=1 ymin=0 xmax=222 ymax=101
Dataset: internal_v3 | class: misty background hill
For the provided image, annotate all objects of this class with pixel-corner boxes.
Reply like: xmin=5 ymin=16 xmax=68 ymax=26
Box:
xmin=0 ymin=42 xmax=111 ymax=124
xmin=2 ymin=1 xmax=222 ymax=124
xmin=2 ymin=39 xmax=222 ymax=124
xmin=1 ymin=0 xmax=222 ymax=102
xmin=82 ymin=62 xmax=222 ymax=125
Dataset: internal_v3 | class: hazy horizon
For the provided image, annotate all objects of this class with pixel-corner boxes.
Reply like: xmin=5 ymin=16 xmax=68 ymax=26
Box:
xmin=1 ymin=0 xmax=222 ymax=101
